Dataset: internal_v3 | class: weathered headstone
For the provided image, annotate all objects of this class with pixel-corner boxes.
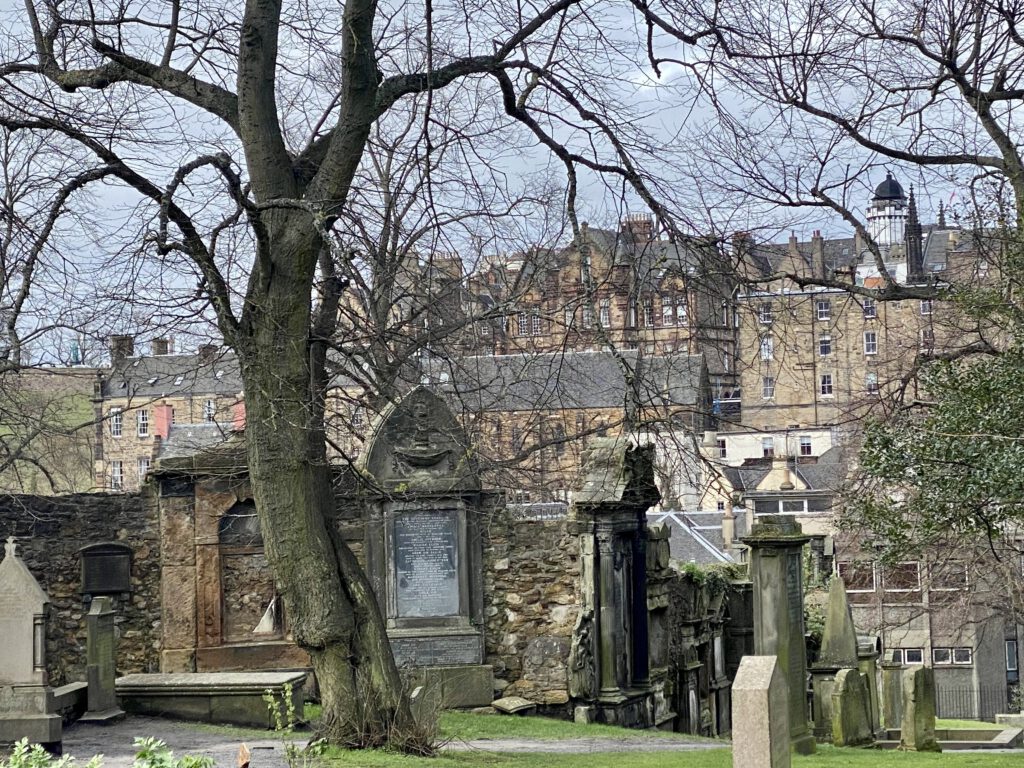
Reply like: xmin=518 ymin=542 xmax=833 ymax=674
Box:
xmin=831 ymin=668 xmax=874 ymax=747
xmin=899 ymin=665 xmax=941 ymax=752
xmin=79 ymin=596 xmax=125 ymax=723
xmin=732 ymin=655 xmax=790 ymax=768
xmin=856 ymin=634 xmax=882 ymax=737
xmin=742 ymin=516 xmax=815 ymax=755
xmin=0 ymin=537 xmax=61 ymax=750
xmin=360 ymin=387 xmax=493 ymax=708
xmin=569 ymin=438 xmax=660 ymax=727
xmin=809 ymin=576 xmax=860 ymax=740
xmin=880 ymin=660 xmax=903 ymax=730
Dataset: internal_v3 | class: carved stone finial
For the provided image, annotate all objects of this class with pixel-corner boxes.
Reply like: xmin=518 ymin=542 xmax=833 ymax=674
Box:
xmin=4 ymin=536 xmax=14 ymax=558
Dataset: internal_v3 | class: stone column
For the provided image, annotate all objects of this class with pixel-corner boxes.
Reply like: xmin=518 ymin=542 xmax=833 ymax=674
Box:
xmin=732 ymin=655 xmax=791 ymax=768
xmin=596 ymin=531 xmax=621 ymax=699
xmin=742 ymin=516 xmax=815 ymax=755
xmin=81 ymin=596 xmax=125 ymax=723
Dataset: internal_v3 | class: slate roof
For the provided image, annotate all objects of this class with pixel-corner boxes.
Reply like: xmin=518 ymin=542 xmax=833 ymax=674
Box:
xmin=431 ymin=351 xmax=706 ymax=412
xmin=102 ymin=350 xmax=242 ymax=399
xmin=793 ymin=446 xmax=847 ymax=491
xmin=647 ymin=510 xmax=734 ymax=564
xmin=157 ymin=422 xmax=235 ymax=460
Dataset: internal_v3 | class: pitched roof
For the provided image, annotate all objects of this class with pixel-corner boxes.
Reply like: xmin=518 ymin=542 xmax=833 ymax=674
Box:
xmin=102 ymin=350 xmax=242 ymax=399
xmin=431 ymin=350 xmax=706 ymax=412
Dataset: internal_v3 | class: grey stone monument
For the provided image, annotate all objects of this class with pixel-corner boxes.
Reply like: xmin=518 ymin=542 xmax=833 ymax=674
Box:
xmin=856 ymin=634 xmax=882 ymax=737
xmin=880 ymin=660 xmax=903 ymax=729
xmin=360 ymin=387 xmax=492 ymax=708
xmin=742 ymin=516 xmax=815 ymax=755
xmin=830 ymin=668 xmax=873 ymax=747
xmin=899 ymin=665 xmax=941 ymax=752
xmin=568 ymin=438 xmax=659 ymax=727
xmin=0 ymin=537 xmax=61 ymax=750
xmin=809 ymin=576 xmax=859 ymax=740
xmin=79 ymin=596 xmax=125 ymax=723
xmin=732 ymin=655 xmax=790 ymax=768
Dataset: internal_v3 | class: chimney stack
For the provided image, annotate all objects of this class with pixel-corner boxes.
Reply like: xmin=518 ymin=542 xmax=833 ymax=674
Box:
xmin=152 ymin=338 xmax=170 ymax=356
xmin=198 ymin=344 xmax=219 ymax=364
xmin=621 ymin=213 xmax=655 ymax=243
xmin=109 ymin=335 xmax=135 ymax=364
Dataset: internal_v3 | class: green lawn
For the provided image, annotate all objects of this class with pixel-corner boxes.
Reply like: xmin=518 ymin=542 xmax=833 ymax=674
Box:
xmin=304 ymin=712 xmax=1023 ymax=768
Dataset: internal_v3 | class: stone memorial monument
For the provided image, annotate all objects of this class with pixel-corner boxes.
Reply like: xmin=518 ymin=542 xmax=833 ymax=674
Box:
xmin=0 ymin=537 xmax=61 ymax=750
xmin=809 ymin=576 xmax=860 ymax=740
xmin=880 ymin=660 xmax=903 ymax=729
xmin=732 ymin=655 xmax=790 ymax=768
xmin=80 ymin=596 xmax=125 ymax=723
xmin=360 ymin=387 xmax=493 ymax=707
xmin=830 ymin=668 xmax=874 ymax=747
xmin=568 ymin=438 xmax=660 ymax=727
xmin=899 ymin=665 xmax=941 ymax=752
xmin=742 ymin=516 xmax=815 ymax=755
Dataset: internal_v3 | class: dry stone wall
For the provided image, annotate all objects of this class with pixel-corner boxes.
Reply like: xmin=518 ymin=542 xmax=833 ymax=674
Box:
xmin=0 ymin=492 xmax=160 ymax=685
xmin=480 ymin=509 xmax=580 ymax=707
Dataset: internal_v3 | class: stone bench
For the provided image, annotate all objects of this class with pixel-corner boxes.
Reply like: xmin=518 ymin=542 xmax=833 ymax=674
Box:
xmin=115 ymin=672 xmax=307 ymax=729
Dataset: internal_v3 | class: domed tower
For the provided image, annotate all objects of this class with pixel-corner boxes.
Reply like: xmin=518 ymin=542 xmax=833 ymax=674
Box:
xmin=866 ymin=172 xmax=908 ymax=247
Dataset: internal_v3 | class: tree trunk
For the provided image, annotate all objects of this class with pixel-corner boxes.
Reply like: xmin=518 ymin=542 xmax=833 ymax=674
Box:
xmin=236 ymin=234 xmax=412 ymax=748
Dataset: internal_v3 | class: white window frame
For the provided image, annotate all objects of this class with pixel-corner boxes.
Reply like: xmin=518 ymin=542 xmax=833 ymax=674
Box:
xmin=137 ymin=410 xmax=150 ymax=437
xmin=863 ymin=298 xmax=877 ymax=319
xmin=921 ymin=327 xmax=934 ymax=350
xmin=837 ymin=561 xmax=876 ymax=593
xmin=662 ymin=295 xmax=673 ymax=326
xmin=905 ymin=648 xmax=924 ymax=664
xmin=762 ymin=436 xmax=775 ymax=458
xmin=531 ymin=309 xmax=542 ymax=336
xmin=799 ymin=436 xmax=812 ymax=456
xmin=883 ymin=561 xmax=921 ymax=592
xmin=642 ymin=299 xmax=654 ymax=328
xmin=675 ymin=298 xmax=688 ymax=326
xmin=816 ymin=299 xmax=831 ymax=321
xmin=920 ymin=299 xmax=934 ymax=315
xmin=203 ymin=399 xmax=216 ymax=423
xmin=138 ymin=457 xmax=151 ymax=480
xmin=952 ymin=647 xmax=973 ymax=665
xmin=716 ymin=438 xmax=727 ymax=459
xmin=864 ymin=330 xmax=878 ymax=355
xmin=1007 ymin=640 xmax=1019 ymax=672
xmin=110 ymin=409 xmax=122 ymax=438
xmin=110 ymin=460 xmax=124 ymax=491
xmin=517 ymin=311 xmax=528 ymax=336
xmin=599 ymin=299 xmax=611 ymax=327
xmin=818 ymin=333 xmax=832 ymax=357
xmin=932 ymin=648 xmax=952 ymax=665
xmin=820 ymin=373 xmax=834 ymax=396
xmin=779 ymin=498 xmax=808 ymax=514
xmin=762 ymin=376 xmax=776 ymax=399
xmin=760 ymin=335 xmax=774 ymax=361
xmin=866 ymin=372 xmax=879 ymax=394
xmin=758 ymin=302 xmax=774 ymax=324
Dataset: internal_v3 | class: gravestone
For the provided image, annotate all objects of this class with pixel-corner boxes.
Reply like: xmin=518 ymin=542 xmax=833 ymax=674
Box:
xmin=830 ymin=668 xmax=873 ymax=746
xmin=732 ymin=655 xmax=790 ymax=768
xmin=809 ymin=576 xmax=860 ymax=740
xmin=856 ymin=634 xmax=882 ymax=737
xmin=79 ymin=596 xmax=125 ymax=723
xmin=569 ymin=438 xmax=660 ymax=727
xmin=742 ymin=516 xmax=815 ymax=755
xmin=880 ymin=660 xmax=903 ymax=729
xmin=0 ymin=537 xmax=62 ymax=750
xmin=360 ymin=387 xmax=492 ymax=707
xmin=899 ymin=665 xmax=941 ymax=752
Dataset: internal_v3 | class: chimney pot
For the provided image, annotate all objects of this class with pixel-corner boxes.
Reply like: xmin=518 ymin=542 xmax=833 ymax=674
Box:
xmin=198 ymin=344 xmax=219 ymax=364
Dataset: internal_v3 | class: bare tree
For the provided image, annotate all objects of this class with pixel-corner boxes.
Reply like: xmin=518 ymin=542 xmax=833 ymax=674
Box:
xmin=0 ymin=0 xmax=728 ymax=746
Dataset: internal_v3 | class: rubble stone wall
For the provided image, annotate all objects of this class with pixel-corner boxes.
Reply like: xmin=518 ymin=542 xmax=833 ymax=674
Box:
xmin=480 ymin=509 xmax=581 ymax=706
xmin=0 ymin=492 xmax=160 ymax=685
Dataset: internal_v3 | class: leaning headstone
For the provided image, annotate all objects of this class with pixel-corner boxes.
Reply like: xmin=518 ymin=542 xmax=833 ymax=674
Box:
xmin=831 ymin=668 xmax=874 ymax=746
xmin=899 ymin=665 xmax=941 ymax=752
xmin=742 ymin=516 xmax=815 ymax=755
xmin=0 ymin=537 xmax=62 ymax=750
xmin=79 ymin=596 xmax=125 ymax=723
xmin=732 ymin=655 xmax=790 ymax=768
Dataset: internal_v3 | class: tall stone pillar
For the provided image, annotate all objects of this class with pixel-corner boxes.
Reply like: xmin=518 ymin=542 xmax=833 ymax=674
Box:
xmin=742 ymin=516 xmax=815 ymax=755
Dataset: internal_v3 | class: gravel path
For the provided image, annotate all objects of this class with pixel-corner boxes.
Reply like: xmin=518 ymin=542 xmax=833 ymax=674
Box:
xmin=59 ymin=717 xmax=725 ymax=766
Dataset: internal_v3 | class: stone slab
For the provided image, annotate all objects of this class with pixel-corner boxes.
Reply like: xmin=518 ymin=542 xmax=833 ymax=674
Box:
xmin=116 ymin=672 xmax=306 ymax=729
xmin=0 ymin=713 xmax=62 ymax=747
xmin=732 ymin=655 xmax=790 ymax=768
xmin=404 ymin=665 xmax=493 ymax=709
xmin=492 ymin=696 xmax=537 ymax=715
xmin=899 ymin=665 xmax=940 ymax=752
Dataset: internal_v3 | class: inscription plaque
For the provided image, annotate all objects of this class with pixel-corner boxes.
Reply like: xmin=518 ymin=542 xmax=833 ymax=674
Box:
xmin=80 ymin=543 xmax=132 ymax=596
xmin=393 ymin=510 xmax=459 ymax=618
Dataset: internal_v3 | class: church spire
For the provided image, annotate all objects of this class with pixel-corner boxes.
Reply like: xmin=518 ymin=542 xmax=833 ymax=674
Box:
xmin=937 ymin=200 xmax=947 ymax=229
xmin=906 ymin=186 xmax=924 ymax=282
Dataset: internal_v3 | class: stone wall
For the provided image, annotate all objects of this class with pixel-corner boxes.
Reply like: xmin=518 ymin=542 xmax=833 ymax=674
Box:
xmin=0 ymin=492 xmax=160 ymax=685
xmin=480 ymin=508 xmax=580 ymax=707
